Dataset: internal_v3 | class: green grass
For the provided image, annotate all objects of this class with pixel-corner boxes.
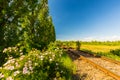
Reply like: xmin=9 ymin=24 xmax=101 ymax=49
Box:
xmin=61 ymin=52 xmax=76 ymax=73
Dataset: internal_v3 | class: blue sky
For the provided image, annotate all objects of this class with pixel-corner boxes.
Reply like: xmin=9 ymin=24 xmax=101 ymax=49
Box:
xmin=48 ymin=0 xmax=120 ymax=41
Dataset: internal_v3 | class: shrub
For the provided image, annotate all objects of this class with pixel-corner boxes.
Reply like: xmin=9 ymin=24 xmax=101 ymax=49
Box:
xmin=0 ymin=45 xmax=73 ymax=80
xmin=110 ymin=49 xmax=120 ymax=56
xmin=76 ymin=41 xmax=81 ymax=50
xmin=0 ymin=52 xmax=7 ymax=66
xmin=2 ymin=47 xmax=23 ymax=58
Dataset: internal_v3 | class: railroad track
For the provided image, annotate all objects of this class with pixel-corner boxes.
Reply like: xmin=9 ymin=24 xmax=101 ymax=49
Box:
xmin=101 ymin=56 xmax=120 ymax=65
xmin=67 ymin=49 xmax=120 ymax=80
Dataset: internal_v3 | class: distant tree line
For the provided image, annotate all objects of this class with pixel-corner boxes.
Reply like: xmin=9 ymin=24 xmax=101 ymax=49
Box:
xmin=56 ymin=40 xmax=120 ymax=49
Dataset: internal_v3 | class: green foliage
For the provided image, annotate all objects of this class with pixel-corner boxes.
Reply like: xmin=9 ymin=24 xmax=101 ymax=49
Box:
xmin=3 ymin=47 xmax=23 ymax=58
xmin=81 ymin=49 xmax=120 ymax=61
xmin=81 ymin=49 xmax=94 ymax=55
xmin=0 ymin=52 xmax=7 ymax=66
xmin=110 ymin=49 xmax=120 ymax=56
xmin=76 ymin=41 xmax=81 ymax=50
xmin=0 ymin=0 xmax=56 ymax=50
xmin=0 ymin=45 xmax=73 ymax=80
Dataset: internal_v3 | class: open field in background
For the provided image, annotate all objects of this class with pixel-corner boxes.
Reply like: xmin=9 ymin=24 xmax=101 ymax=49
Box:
xmin=57 ymin=41 xmax=120 ymax=61
xmin=80 ymin=44 xmax=120 ymax=61
xmin=79 ymin=43 xmax=120 ymax=61
xmin=81 ymin=44 xmax=120 ymax=53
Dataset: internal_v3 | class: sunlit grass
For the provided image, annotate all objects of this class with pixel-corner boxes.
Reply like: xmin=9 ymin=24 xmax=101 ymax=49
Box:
xmin=61 ymin=52 xmax=76 ymax=75
xmin=81 ymin=44 xmax=120 ymax=53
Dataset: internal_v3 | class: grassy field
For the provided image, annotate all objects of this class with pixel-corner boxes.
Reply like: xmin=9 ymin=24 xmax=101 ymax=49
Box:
xmin=81 ymin=44 xmax=120 ymax=53
xmin=80 ymin=43 xmax=120 ymax=61
xmin=56 ymin=41 xmax=120 ymax=61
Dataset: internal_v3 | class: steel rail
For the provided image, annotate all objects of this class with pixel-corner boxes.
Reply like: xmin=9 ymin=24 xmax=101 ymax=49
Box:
xmin=80 ymin=56 xmax=120 ymax=80
xmin=101 ymin=56 xmax=120 ymax=65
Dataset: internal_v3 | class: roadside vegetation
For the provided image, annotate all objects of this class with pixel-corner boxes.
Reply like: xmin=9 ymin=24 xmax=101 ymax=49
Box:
xmin=56 ymin=41 xmax=120 ymax=61
xmin=0 ymin=42 xmax=74 ymax=80
xmin=0 ymin=0 xmax=74 ymax=80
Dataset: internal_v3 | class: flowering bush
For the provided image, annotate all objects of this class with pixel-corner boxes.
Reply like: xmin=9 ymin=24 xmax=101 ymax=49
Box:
xmin=3 ymin=47 xmax=23 ymax=58
xmin=0 ymin=44 xmax=73 ymax=80
xmin=0 ymin=47 xmax=24 ymax=66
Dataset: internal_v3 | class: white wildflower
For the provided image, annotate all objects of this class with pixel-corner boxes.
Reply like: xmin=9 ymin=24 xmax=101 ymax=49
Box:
xmin=3 ymin=59 xmax=14 ymax=66
xmin=29 ymin=66 xmax=33 ymax=71
xmin=6 ymin=59 xmax=15 ymax=64
xmin=5 ymin=66 xmax=14 ymax=70
xmin=45 ymin=52 xmax=48 ymax=55
xmin=39 ymin=55 xmax=44 ymax=60
xmin=0 ymin=73 xmax=4 ymax=79
xmin=24 ymin=63 xmax=28 ymax=67
xmin=0 ymin=67 xmax=2 ymax=69
xmin=50 ymin=58 xmax=52 ymax=61
xmin=3 ymin=62 xmax=8 ymax=66
xmin=3 ymin=48 xmax=7 ymax=53
xmin=54 ymin=77 xmax=57 ymax=80
xmin=28 ymin=60 xmax=32 ymax=64
xmin=15 ymin=62 xmax=20 ymax=68
xmin=20 ymin=55 xmax=25 ymax=60
xmin=49 ymin=52 xmax=52 ymax=54
xmin=23 ymin=66 xmax=29 ymax=74
xmin=19 ymin=50 xmax=22 ymax=52
xmin=13 ymin=47 xmax=17 ymax=50
xmin=14 ymin=71 xmax=20 ymax=76
xmin=6 ymin=76 xmax=13 ymax=80
xmin=9 ymin=49 xmax=12 ymax=52
xmin=53 ymin=54 xmax=55 ymax=57
xmin=20 ymin=52 xmax=23 ymax=55
xmin=10 ymin=66 xmax=14 ymax=70
xmin=8 ymin=57 xmax=13 ymax=60
xmin=40 ymin=55 xmax=43 ymax=58
xmin=14 ymin=49 xmax=17 ymax=52
xmin=10 ymin=59 xmax=15 ymax=63
xmin=41 ymin=58 xmax=43 ymax=60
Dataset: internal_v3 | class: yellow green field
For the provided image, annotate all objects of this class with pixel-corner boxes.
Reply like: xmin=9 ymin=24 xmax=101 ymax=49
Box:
xmin=80 ymin=44 xmax=120 ymax=53
xmin=57 ymin=41 xmax=120 ymax=60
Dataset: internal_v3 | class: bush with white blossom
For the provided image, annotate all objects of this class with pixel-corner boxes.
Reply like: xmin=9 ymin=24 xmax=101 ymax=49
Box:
xmin=3 ymin=47 xmax=23 ymax=58
xmin=0 ymin=43 xmax=73 ymax=80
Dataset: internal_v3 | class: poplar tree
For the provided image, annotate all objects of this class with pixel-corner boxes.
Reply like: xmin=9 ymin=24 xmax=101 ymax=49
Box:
xmin=0 ymin=0 xmax=56 ymax=50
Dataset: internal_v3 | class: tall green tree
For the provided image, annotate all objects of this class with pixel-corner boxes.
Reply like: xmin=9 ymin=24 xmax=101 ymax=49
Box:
xmin=0 ymin=0 xmax=56 ymax=50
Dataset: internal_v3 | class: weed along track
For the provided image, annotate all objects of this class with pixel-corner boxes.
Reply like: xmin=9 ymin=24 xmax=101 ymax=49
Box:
xmin=67 ymin=49 xmax=120 ymax=80
xmin=101 ymin=56 xmax=120 ymax=65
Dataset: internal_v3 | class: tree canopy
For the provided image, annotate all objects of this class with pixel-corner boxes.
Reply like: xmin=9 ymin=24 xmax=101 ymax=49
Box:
xmin=0 ymin=0 xmax=56 ymax=50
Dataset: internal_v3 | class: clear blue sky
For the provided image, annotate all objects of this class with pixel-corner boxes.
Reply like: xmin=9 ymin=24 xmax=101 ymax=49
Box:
xmin=48 ymin=0 xmax=120 ymax=41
